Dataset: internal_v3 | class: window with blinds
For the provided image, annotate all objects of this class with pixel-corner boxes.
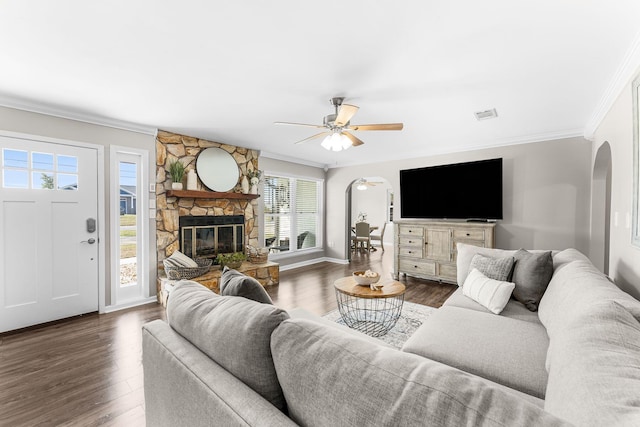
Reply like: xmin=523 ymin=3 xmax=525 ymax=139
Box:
xmin=264 ymin=174 xmax=321 ymax=254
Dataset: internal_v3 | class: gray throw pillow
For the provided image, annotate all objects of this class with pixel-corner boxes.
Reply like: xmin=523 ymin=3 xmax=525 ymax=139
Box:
xmin=167 ymin=281 xmax=288 ymax=411
xmin=469 ymin=253 xmax=515 ymax=282
xmin=512 ymin=249 xmax=553 ymax=312
xmin=220 ymin=266 xmax=273 ymax=304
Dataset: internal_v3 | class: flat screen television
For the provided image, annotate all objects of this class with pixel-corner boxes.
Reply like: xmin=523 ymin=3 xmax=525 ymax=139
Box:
xmin=399 ymin=158 xmax=503 ymax=220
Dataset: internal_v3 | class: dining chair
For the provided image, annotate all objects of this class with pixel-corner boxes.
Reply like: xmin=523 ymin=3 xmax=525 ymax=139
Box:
xmin=353 ymin=222 xmax=371 ymax=252
xmin=370 ymin=222 xmax=387 ymax=251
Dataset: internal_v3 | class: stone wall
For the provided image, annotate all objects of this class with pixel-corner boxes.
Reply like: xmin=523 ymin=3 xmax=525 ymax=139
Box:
xmin=155 ymin=130 xmax=259 ymax=267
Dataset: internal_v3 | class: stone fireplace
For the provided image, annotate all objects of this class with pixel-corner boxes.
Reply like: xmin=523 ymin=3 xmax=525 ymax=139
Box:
xmin=155 ymin=130 xmax=259 ymax=268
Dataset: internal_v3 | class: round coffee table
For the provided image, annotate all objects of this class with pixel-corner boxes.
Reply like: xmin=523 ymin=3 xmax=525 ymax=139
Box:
xmin=333 ymin=277 xmax=406 ymax=337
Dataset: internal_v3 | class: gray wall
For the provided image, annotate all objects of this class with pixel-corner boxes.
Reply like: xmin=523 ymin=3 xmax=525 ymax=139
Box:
xmin=259 ymin=156 xmax=327 ymax=267
xmin=325 ymin=137 xmax=593 ymax=260
xmin=0 ymin=106 xmax=157 ymax=306
xmin=592 ymin=67 xmax=640 ymax=299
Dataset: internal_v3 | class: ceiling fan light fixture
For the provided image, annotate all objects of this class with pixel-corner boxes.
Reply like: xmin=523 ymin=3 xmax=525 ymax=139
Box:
xmin=341 ymin=133 xmax=352 ymax=150
xmin=357 ymin=182 xmax=367 ymax=190
xmin=321 ymin=132 xmax=352 ymax=152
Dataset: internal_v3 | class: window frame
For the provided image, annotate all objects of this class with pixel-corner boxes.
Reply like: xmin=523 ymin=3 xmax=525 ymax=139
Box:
xmin=633 ymin=73 xmax=640 ymax=248
xmin=262 ymin=171 xmax=324 ymax=258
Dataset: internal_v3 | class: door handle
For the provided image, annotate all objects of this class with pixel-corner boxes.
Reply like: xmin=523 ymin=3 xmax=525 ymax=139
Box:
xmin=81 ymin=238 xmax=96 ymax=244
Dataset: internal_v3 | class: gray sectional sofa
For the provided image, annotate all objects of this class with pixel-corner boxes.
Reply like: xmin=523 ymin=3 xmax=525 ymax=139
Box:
xmin=142 ymin=247 xmax=640 ymax=426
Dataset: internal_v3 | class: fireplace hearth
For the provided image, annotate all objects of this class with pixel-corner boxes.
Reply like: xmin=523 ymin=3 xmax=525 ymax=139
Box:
xmin=179 ymin=215 xmax=244 ymax=259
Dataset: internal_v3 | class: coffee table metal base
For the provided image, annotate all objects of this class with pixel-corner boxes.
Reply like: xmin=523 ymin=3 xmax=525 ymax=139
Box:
xmin=335 ymin=290 xmax=404 ymax=337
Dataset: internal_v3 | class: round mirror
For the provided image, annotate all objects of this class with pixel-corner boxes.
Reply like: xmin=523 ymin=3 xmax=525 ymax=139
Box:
xmin=196 ymin=147 xmax=239 ymax=192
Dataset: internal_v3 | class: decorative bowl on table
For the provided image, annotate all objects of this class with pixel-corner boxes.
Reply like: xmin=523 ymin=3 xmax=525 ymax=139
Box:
xmin=352 ymin=270 xmax=380 ymax=285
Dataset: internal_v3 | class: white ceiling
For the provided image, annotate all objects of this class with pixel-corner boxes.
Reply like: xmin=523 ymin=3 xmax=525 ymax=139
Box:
xmin=1 ymin=1 xmax=639 ymax=168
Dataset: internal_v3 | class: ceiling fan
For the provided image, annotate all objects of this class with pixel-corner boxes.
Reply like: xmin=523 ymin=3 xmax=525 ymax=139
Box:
xmin=274 ymin=97 xmax=403 ymax=151
xmin=353 ymin=178 xmax=383 ymax=190
xmin=354 ymin=178 xmax=383 ymax=190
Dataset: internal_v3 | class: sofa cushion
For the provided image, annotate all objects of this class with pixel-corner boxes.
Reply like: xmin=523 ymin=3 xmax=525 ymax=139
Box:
xmin=142 ymin=320 xmax=297 ymax=427
xmin=544 ymin=301 xmax=640 ymax=426
xmin=444 ymin=287 xmax=541 ymax=323
xmin=220 ymin=266 xmax=273 ymax=304
xmin=469 ymin=253 xmax=515 ymax=281
xmin=538 ymin=251 xmax=640 ymax=337
xmin=272 ymin=318 xmax=568 ymax=426
xmin=462 ymin=268 xmax=515 ymax=314
xmin=511 ymin=249 xmax=553 ymax=312
xmin=402 ymin=306 xmax=549 ymax=398
xmin=166 ymin=280 xmax=289 ymax=412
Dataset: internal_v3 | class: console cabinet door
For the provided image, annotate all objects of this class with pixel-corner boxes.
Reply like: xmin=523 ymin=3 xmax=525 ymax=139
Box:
xmin=425 ymin=228 xmax=451 ymax=261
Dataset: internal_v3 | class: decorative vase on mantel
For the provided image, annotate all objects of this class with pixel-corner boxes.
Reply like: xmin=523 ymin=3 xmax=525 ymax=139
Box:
xmin=186 ymin=169 xmax=198 ymax=191
xmin=250 ymin=177 xmax=259 ymax=195
xmin=241 ymin=175 xmax=250 ymax=194
xmin=172 ymin=182 xmax=183 ymax=191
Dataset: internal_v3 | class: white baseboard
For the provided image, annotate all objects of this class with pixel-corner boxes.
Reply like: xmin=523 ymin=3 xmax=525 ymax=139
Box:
xmin=279 ymin=256 xmax=349 ymax=272
xmin=102 ymin=296 xmax=158 ymax=313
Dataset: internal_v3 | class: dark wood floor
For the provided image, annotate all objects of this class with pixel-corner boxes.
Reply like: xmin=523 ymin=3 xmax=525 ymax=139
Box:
xmin=0 ymin=248 xmax=455 ymax=426
xmin=267 ymin=247 xmax=457 ymax=314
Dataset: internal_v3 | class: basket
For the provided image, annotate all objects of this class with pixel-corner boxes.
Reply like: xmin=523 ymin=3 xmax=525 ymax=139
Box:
xmin=163 ymin=258 xmax=212 ymax=280
xmin=249 ymin=253 xmax=268 ymax=263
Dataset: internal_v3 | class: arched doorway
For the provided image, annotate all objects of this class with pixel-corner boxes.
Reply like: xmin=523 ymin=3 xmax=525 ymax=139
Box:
xmin=345 ymin=176 xmax=393 ymax=261
xmin=591 ymin=142 xmax=612 ymax=274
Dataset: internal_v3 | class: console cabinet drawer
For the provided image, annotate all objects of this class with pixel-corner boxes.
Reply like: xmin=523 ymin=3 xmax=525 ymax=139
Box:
xmin=399 ymin=259 xmax=436 ymax=276
xmin=399 ymin=236 xmax=424 ymax=246
xmin=453 ymin=228 xmax=485 ymax=241
xmin=399 ymin=225 xmax=424 ymax=236
xmin=399 ymin=247 xmax=423 ymax=258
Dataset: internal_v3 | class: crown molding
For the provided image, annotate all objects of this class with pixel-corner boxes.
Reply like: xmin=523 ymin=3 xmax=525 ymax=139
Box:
xmin=259 ymin=150 xmax=326 ymax=169
xmin=0 ymin=93 xmax=157 ymax=136
xmin=584 ymin=29 xmax=640 ymax=140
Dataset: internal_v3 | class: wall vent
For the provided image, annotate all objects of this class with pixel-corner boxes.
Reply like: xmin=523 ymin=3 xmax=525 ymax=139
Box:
xmin=474 ymin=108 xmax=498 ymax=121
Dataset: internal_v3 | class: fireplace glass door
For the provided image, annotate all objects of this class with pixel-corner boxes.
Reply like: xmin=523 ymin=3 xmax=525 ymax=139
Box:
xmin=179 ymin=215 xmax=244 ymax=259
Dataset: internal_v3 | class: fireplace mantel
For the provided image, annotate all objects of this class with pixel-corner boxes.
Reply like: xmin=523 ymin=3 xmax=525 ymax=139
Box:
xmin=166 ymin=190 xmax=260 ymax=200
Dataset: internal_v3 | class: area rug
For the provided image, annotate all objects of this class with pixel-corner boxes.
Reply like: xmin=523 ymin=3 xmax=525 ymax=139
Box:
xmin=322 ymin=301 xmax=435 ymax=349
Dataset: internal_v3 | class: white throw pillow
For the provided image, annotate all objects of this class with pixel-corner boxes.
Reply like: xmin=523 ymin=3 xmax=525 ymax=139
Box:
xmin=166 ymin=250 xmax=199 ymax=268
xmin=463 ymin=268 xmax=515 ymax=314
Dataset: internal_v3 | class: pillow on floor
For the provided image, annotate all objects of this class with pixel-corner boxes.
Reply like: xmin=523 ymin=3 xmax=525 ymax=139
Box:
xmin=220 ymin=266 xmax=273 ymax=304
xmin=463 ymin=268 xmax=515 ymax=314
xmin=512 ymin=249 xmax=553 ymax=312
xmin=469 ymin=253 xmax=515 ymax=282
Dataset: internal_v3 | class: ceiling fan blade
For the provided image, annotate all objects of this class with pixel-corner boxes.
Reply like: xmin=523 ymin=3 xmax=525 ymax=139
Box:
xmin=294 ymin=131 xmax=330 ymax=145
xmin=334 ymin=104 xmax=359 ymax=127
xmin=343 ymin=132 xmax=365 ymax=147
xmin=348 ymin=123 xmax=404 ymax=131
xmin=274 ymin=121 xmax=326 ymax=129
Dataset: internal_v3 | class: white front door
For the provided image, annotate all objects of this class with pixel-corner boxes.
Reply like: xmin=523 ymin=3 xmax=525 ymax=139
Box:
xmin=0 ymin=136 xmax=99 ymax=333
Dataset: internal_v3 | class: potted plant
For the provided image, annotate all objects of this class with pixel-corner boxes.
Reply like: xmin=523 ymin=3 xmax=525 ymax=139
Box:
xmin=215 ymin=252 xmax=247 ymax=269
xmin=169 ymin=160 xmax=185 ymax=190
xmin=247 ymin=169 xmax=262 ymax=194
